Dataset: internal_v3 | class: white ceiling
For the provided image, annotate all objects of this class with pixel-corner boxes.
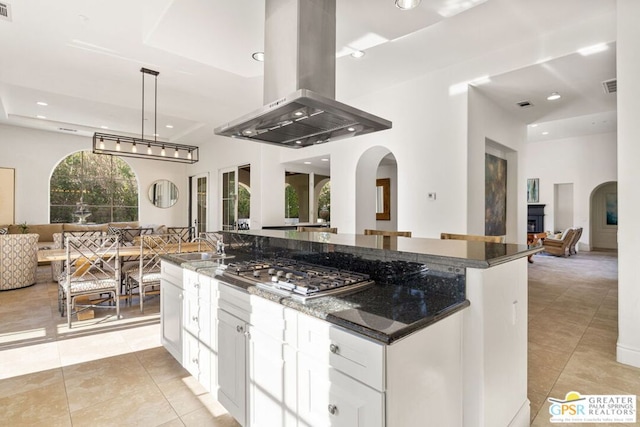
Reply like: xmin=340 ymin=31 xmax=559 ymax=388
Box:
xmin=0 ymin=0 xmax=617 ymax=148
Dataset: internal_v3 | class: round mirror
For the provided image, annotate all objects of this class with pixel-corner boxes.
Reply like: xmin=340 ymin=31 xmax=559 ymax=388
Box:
xmin=148 ymin=179 xmax=178 ymax=208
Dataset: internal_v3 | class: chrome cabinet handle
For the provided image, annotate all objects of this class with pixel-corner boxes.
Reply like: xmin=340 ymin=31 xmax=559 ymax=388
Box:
xmin=244 ymin=331 xmax=251 ymax=339
xmin=192 ymin=315 xmax=198 ymax=322
xmin=236 ymin=325 xmax=244 ymax=333
xmin=329 ymin=343 xmax=339 ymax=354
xmin=194 ymin=283 xmax=200 ymax=289
xmin=328 ymin=404 xmax=338 ymax=415
xmin=192 ymin=357 xmax=198 ymax=364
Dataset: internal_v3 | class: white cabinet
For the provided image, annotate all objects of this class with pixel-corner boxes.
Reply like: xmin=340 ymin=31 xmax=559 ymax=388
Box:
xmin=247 ymin=296 xmax=294 ymax=427
xmin=217 ymin=283 xmax=251 ymax=427
xmin=160 ymin=261 xmax=184 ymax=363
xmin=297 ymin=357 xmax=384 ymax=427
xmin=183 ymin=270 xmax=216 ymax=392
xmin=296 ymin=312 xmax=385 ymax=427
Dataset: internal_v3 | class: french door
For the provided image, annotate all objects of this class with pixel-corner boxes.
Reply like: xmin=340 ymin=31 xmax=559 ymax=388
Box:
xmin=190 ymin=173 xmax=208 ymax=235
xmin=221 ymin=165 xmax=250 ymax=231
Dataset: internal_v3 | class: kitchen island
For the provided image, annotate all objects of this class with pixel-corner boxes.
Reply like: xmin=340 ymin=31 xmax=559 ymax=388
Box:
xmin=160 ymin=230 xmax=538 ymax=427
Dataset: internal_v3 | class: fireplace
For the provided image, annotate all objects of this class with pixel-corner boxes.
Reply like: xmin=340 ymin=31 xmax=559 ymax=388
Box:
xmin=527 ymin=204 xmax=545 ymax=233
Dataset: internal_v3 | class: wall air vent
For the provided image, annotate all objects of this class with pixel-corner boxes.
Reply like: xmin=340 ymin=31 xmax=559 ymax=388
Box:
xmin=602 ymin=78 xmax=617 ymax=94
xmin=58 ymin=128 xmax=78 ymax=133
xmin=516 ymin=100 xmax=533 ymax=108
xmin=0 ymin=2 xmax=12 ymax=22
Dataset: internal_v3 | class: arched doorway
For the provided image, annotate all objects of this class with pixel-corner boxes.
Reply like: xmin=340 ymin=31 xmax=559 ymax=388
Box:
xmin=355 ymin=146 xmax=397 ymax=233
xmin=590 ymin=181 xmax=618 ymax=250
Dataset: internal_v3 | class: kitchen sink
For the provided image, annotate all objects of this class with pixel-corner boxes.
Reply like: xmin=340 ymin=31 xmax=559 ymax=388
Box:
xmin=175 ymin=252 xmax=235 ymax=261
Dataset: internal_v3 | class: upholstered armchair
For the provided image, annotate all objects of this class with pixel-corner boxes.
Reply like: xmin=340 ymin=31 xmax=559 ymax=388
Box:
xmin=542 ymin=228 xmax=577 ymax=257
xmin=569 ymin=227 xmax=583 ymax=254
xmin=0 ymin=233 xmax=39 ymax=290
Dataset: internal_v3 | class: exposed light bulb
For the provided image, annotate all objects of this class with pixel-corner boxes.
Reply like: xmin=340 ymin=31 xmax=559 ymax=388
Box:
xmin=174 ymin=148 xmax=179 ymax=158
xmin=147 ymin=144 xmax=152 ymax=155
xmin=115 ymin=139 xmax=121 ymax=151
xmin=161 ymin=145 xmax=166 ymax=156
xmin=131 ymin=142 xmax=137 ymax=153
xmin=99 ymin=137 xmax=105 ymax=150
xmin=187 ymin=150 xmax=192 ymax=160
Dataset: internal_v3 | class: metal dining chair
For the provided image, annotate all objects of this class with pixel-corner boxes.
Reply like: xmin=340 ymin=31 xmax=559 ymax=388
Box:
xmin=58 ymin=234 xmax=121 ymax=328
xmin=125 ymin=233 xmax=182 ymax=313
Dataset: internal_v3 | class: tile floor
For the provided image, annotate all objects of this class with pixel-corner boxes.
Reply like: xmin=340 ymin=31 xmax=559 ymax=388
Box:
xmin=0 ymin=269 xmax=239 ymax=427
xmin=528 ymin=250 xmax=640 ymax=426
xmin=0 ymin=251 xmax=638 ymax=426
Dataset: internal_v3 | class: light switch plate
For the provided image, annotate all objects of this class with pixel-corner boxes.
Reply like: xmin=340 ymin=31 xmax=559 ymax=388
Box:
xmin=428 ymin=192 xmax=436 ymax=200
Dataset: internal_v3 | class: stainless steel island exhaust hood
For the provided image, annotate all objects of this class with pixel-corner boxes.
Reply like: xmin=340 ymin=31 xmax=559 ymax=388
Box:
xmin=214 ymin=0 xmax=392 ymax=148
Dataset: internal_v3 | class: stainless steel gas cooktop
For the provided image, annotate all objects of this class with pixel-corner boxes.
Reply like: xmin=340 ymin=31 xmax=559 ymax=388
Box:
xmin=220 ymin=258 xmax=374 ymax=302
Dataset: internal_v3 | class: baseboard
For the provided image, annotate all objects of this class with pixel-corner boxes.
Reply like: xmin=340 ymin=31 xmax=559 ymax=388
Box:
xmin=508 ymin=399 xmax=531 ymax=427
xmin=617 ymin=343 xmax=640 ymax=368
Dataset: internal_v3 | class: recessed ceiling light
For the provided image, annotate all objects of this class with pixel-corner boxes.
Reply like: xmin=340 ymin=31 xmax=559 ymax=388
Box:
xmin=395 ymin=0 xmax=422 ymax=10
xmin=542 ymin=131 xmax=549 ymax=135
xmin=252 ymin=52 xmax=265 ymax=62
xmin=244 ymin=130 xmax=252 ymax=135
xmin=578 ymin=43 xmax=609 ymax=56
xmin=294 ymin=111 xmax=303 ymax=116
xmin=321 ymin=158 xmax=329 ymax=162
xmin=303 ymin=161 xmax=311 ymax=165
xmin=166 ymin=124 xmax=174 ymax=129
xmin=530 ymin=124 xmax=538 ymax=127
xmin=153 ymin=133 xmax=159 ymax=137
xmin=36 ymin=115 xmax=46 ymax=119
xmin=547 ymin=92 xmax=561 ymax=101
xmin=295 ymin=140 xmax=302 ymax=144
xmin=36 ymin=101 xmax=48 ymax=106
xmin=100 ymin=125 xmax=108 ymax=129
xmin=350 ymin=50 xmax=365 ymax=59
xmin=347 ymin=127 xmax=356 ymax=132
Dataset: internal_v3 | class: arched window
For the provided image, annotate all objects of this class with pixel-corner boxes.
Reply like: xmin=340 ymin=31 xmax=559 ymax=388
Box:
xmin=50 ymin=150 xmax=139 ymax=223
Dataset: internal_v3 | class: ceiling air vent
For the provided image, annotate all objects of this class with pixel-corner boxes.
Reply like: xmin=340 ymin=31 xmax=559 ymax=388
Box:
xmin=58 ymin=127 xmax=78 ymax=133
xmin=0 ymin=2 xmax=12 ymax=22
xmin=602 ymin=78 xmax=617 ymax=94
xmin=516 ymin=100 xmax=533 ymax=108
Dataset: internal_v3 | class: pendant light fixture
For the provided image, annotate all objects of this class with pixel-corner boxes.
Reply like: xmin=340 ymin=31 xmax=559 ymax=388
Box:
xmin=93 ymin=68 xmax=199 ymax=163
xmin=395 ymin=0 xmax=421 ymax=10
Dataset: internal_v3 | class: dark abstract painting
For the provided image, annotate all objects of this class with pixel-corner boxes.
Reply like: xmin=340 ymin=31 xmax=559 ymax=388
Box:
xmin=485 ymin=153 xmax=507 ymax=236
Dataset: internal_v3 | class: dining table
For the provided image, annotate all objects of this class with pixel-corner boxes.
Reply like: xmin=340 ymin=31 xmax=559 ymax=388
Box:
xmin=38 ymin=241 xmax=208 ymax=263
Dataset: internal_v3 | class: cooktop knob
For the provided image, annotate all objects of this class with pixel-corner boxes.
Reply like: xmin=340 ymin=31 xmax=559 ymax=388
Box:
xmin=253 ymin=270 xmax=261 ymax=278
xmin=276 ymin=270 xmax=284 ymax=278
xmin=268 ymin=268 xmax=276 ymax=275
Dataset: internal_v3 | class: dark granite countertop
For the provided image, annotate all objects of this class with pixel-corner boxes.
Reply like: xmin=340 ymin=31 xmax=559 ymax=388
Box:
xmin=161 ymin=254 xmax=469 ymax=345
xmin=223 ymin=229 xmax=541 ymax=269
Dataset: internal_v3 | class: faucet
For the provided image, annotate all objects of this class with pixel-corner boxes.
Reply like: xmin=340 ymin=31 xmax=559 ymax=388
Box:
xmin=216 ymin=238 xmax=225 ymax=256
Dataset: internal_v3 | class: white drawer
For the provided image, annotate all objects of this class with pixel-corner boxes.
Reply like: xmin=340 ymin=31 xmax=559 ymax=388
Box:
xmin=161 ymin=261 xmax=183 ymax=287
xmin=249 ymin=294 xmax=285 ymax=341
xmin=183 ymin=270 xmax=213 ymax=302
xmin=297 ymin=312 xmax=385 ymax=392
xmin=218 ymin=282 xmax=251 ymax=323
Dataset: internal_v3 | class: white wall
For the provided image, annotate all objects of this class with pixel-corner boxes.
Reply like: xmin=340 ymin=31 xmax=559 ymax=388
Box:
xmin=0 ymin=124 xmax=188 ymax=227
xmin=521 ymin=131 xmax=617 ymax=250
xmin=617 ymin=0 xmax=640 ymax=368
xmin=468 ymin=88 xmax=527 ymax=243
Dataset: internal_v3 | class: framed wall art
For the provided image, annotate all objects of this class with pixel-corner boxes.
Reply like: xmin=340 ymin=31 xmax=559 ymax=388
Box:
xmin=527 ymin=178 xmax=539 ymax=204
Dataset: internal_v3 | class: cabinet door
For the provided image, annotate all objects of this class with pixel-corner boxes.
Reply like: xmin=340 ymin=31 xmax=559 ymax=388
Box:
xmin=217 ymin=308 xmax=246 ymax=427
xmin=183 ymin=331 xmax=212 ymax=392
xmin=297 ymin=356 xmax=384 ymax=427
xmin=160 ymin=279 xmax=183 ymax=364
xmin=249 ymin=326 xmax=292 ymax=427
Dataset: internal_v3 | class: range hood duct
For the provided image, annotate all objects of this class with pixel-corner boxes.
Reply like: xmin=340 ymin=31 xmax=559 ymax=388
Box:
xmin=214 ymin=0 xmax=392 ymax=148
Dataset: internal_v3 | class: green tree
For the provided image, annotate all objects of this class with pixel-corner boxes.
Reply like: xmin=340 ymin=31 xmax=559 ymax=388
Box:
xmin=50 ymin=151 xmax=138 ymax=223
xmin=317 ymin=181 xmax=331 ymax=221
xmin=238 ymin=185 xmax=250 ymax=219
xmin=285 ymin=185 xmax=299 ymax=218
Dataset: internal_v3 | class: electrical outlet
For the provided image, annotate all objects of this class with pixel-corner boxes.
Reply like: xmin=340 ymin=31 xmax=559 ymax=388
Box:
xmin=428 ymin=192 xmax=436 ymax=200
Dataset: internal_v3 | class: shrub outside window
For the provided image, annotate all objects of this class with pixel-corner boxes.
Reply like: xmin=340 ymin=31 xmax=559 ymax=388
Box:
xmin=50 ymin=150 xmax=139 ymax=223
